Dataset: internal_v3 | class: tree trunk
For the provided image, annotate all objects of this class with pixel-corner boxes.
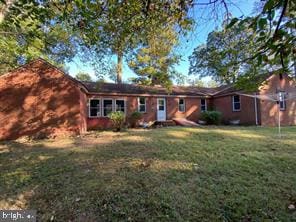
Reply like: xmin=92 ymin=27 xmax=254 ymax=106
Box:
xmin=116 ymin=52 xmax=123 ymax=83
xmin=151 ymin=75 xmax=157 ymax=85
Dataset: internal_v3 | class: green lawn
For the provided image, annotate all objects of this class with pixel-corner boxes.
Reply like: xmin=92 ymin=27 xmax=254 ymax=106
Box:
xmin=1 ymin=126 xmax=296 ymax=221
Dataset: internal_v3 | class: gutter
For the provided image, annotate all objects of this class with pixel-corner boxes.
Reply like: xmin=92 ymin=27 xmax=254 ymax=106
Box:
xmin=254 ymin=93 xmax=258 ymax=125
xmin=86 ymin=92 xmax=210 ymax=98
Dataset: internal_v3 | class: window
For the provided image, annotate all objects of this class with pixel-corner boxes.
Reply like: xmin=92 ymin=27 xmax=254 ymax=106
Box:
xmin=178 ymin=98 xmax=185 ymax=112
xmin=138 ymin=97 xmax=146 ymax=112
xmin=158 ymin=99 xmax=165 ymax=111
xmin=89 ymin=99 xmax=101 ymax=117
xmin=232 ymin=95 xmax=241 ymax=111
xmin=279 ymin=92 xmax=286 ymax=111
xmin=103 ymin=99 xmax=113 ymax=116
xmin=200 ymin=99 xmax=207 ymax=112
xmin=115 ymin=99 xmax=125 ymax=113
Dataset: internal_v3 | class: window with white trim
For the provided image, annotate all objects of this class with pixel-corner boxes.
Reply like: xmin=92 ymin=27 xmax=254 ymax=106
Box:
xmin=279 ymin=92 xmax=286 ymax=111
xmin=103 ymin=99 xmax=113 ymax=116
xmin=178 ymin=98 xmax=185 ymax=112
xmin=201 ymin=99 xmax=207 ymax=112
xmin=89 ymin=99 xmax=101 ymax=117
xmin=115 ymin=99 xmax=126 ymax=113
xmin=232 ymin=95 xmax=241 ymax=111
xmin=158 ymin=99 xmax=165 ymax=111
xmin=138 ymin=97 xmax=146 ymax=112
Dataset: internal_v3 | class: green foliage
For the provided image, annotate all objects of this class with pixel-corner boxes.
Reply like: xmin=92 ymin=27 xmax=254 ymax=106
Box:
xmin=108 ymin=111 xmax=125 ymax=132
xmin=0 ymin=1 xmax=77 ymax=74
xmin=3 ymin=0 xmax=294 ymax=90
xmin=200 ymin=111 xmax=222 ymax=125
xmin=129 ymin=111 xmax=143 ymax=128
xmin=190 ymin=0 xmax=295 ymax=90
xmin=64 ymin=0 xmax=194 ymax=83
xmin=75 ymin=72 xmax=92 ymax=81
xmin=207 ymin=80 xmax=219 ymax=88
xmin=188 ymin=78 xmax=219 ymax=88
xmin=107 ymin=62 xmax=118 ymax=83
xmin=226 ymin=0 xmax=295 ymax=81
xmin=189 ymin=22 xmax=259 ymax=86
xmin=128 ymin=77 xmax=152 ymax=85
xmin=1 ymin=0 xmax=194 ymax=82
xmin=173 ymin=72 xmax=188 ymax=86
xmin=128 ymin=26 xmax=182 ymax=88
xmin=188 ymin=79 xmax=206 ymax=87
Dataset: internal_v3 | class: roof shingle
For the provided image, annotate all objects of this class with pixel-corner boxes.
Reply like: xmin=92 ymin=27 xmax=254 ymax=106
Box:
xmin=80 ymin=81 xmax=232 ymax=97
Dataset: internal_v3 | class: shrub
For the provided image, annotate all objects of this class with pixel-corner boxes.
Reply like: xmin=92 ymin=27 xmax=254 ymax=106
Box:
xmin=129 ymin=111 xmax=143 ymax=128
xmin=199 ymin=111 xmax=222 ymax=125
xmin=108 ymin=111 xmax=125 ymax=131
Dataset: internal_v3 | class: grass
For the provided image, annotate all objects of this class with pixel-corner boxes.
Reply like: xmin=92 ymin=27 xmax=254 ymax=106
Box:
xmin=0 ymin=126 xmax=296 ymax=221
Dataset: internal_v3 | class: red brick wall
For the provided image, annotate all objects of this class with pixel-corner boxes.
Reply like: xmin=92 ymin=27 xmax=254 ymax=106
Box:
xmin=79 ymin=91 xmax=88 ymax=132
xmin=0 ymin=60 xmax=83 ymax=140
xmin=212 ymin=95 xmax=258 ymax=125
xmin=86 ymin=95 xmax=131 ymax=130
xmin=136 ymin=97 xmax=157 ymax=122
xmin=85 ymin=95 xmax=203 ymax=129
xmin=85 ymin=95 xmax=157 ymax=130
xmin=166 ymin=97 xmax=200 ymax=121
xmin=259 ymin=74 xmax=296 ymax=126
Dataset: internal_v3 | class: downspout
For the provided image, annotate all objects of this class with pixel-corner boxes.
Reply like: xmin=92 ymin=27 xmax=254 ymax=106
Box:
xmin=254 ymin=93 xmax=258 ymax=125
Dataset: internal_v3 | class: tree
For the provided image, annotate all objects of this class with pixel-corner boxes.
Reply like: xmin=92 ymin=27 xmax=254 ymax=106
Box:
xmin=0 ymin=1 xmax=77 ymax=74
xmin=2 ymin=0 xmax=243 ymax=86
xmin=5 ymin=0 xmax=293 ymax=90
xmin=127 ymin=25 xmax=183 ymax=88
xmin=107 ymin=62 xmax=118 ymax=83
xmin=75 ymin=72 xmax=92 ymax=82
xmin=187 ymin=78 xmax=219 ymax=87
xmin=189 ymin=16 xmax=281 ymax=91
xmin=1 ymin=0 xmax=194 ymax=82
xmin=189 ymin=0 xmax=295 ymax=90
xmin=189 ymin=21 xmax=259 ymax=84
xmin=235 ymin=0 xmax=295 ymax=74
xmin=173 ymin=72 xmax=188 ymax=86
xmin=225 ymin=0 xmax=295 ymax=86
xmin=207 ymin=80 xmax=219 ymax=88
xmin=188 ymin=79 xmax=206 ymax=87
xmin=64 ymin=0 xmax=194 ymax=83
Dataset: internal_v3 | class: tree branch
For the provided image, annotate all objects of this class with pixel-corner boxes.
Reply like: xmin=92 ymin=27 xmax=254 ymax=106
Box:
xmin=0 ymin=31 xmax=23 ymax=35
xmin=273 ymin=0 xmax=288 ymax=39
xmin=193 ymin=0 xmax=219 ymax=6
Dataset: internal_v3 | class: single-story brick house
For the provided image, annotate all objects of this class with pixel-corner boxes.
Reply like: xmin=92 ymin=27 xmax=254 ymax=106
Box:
xmin=0 ymin=59 xmax=295 ymax=140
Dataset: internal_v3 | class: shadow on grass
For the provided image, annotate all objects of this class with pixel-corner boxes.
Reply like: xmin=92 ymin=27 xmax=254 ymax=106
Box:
xmin=0 ymin=127 xmax=295 ymax=221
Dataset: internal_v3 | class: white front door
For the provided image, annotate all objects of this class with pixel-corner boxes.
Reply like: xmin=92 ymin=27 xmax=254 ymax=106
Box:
xmin=157 ymin=98 xmax=166 ymax=121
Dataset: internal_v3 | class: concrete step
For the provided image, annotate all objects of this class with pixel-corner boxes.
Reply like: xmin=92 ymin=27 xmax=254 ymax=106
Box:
xmin=172 ymin=118 xmax=199 ymax=127
xmin=155 ymin=120 xmax=176 ymax=127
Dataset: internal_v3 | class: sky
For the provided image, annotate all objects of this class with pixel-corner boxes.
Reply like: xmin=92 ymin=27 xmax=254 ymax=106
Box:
xmin=66 ymin=0 xmax=257 ymax=83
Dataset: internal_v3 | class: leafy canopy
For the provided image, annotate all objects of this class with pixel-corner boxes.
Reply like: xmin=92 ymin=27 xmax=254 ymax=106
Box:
xmin=1 ymin=0 xmax=194 ymax=82
xmin=0 ymin=1 xmax=78 ymax=73
xmin=189 ymin=21 xmax=260 ymax=86
xmin=128 ymin=25 xmax=185 ymax=88
xmin=75 ymin=72 xmax=92 ymax=82
xmin=189 ymin=0 xmax=295 ymax=90
xmin=2 ymin=0 xmax=295 ymax=90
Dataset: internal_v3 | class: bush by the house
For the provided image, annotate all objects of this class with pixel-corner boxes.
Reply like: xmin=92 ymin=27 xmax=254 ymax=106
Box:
xmin=129 ymin=111 xmax=142 ymax=128
xmin=108 ymin=111 xmax=125 ymax=131
xmin=200 ymin=111 xmax=222 ymax=125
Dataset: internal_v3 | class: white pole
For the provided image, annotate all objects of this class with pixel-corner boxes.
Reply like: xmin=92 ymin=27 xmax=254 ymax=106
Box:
xmin=278 ymin=103 xmax=281 ymax=138
xmin=278 ymin=91 xmax=283 ymax=138
xmin=254 ymin=93 xmax=258 ymax=125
